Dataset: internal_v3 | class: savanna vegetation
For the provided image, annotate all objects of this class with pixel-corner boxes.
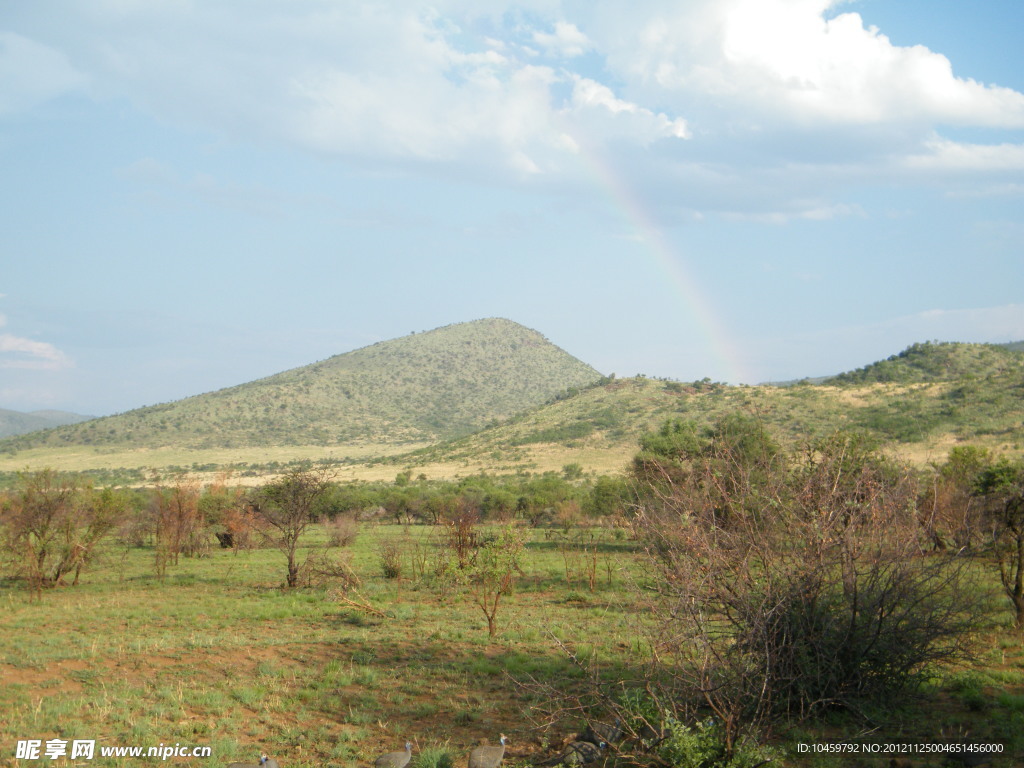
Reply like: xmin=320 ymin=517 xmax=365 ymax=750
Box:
xmin=4 ymin=339 xmax=1020 ymax=487
xmin=3 ymin=413 xmax=1024 ymax=767
xmin=0 ymin=319 xmax=602 ymax=453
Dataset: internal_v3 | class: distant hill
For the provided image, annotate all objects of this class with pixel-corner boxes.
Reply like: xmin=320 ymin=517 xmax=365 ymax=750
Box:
xmin=396 ymin=341 xmax=1024 ymax=473
xmin=826 ymin=341 xmax=1024 ymax=385
xmin=0 ymin=408 xmax=93 ymax=439
xmin=2 ymin=338 xmax=1021 ymax=480
xmin=0 ymin=319 xmax=602 ymax=452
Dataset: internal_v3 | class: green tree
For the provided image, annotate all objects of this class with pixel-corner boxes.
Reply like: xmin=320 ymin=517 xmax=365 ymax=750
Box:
xmin=977 ymin=458 xmax=1024 ymax=628
xmin=584 ymin=475 xmax=632 ymax=518
xmin=249 ymin=467 xmax=336 ymax=588
xmin=919 ymin=446 xmax=991 ymax=551
xmin=632 ymin=414 xmax=786 ymax=527
xmin=467 ymin=525 xmax=524 ymax=637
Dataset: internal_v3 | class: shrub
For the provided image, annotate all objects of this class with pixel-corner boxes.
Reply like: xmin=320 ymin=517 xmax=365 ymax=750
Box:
xmin=414 ymin=745 xmax=455 ymax=768
xmin=379 ymin=540 xmax=403 ymax=580
xmin=326 ymin=514 xmax=359 ymax=547
xmin=658 ymin=717 xmax=778 ymax=768
xmin=1 ymin=470 xmax=128 ymax=594
xmin=630 ymin=424 xmax=982 ymax=744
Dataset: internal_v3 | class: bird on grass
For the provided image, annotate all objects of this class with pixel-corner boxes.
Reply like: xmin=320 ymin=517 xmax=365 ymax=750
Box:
xmin=469 ymin=734 xmax=507 ymax=768
xmin=228 ymin=753 xmax=278 ymax=768
xmin=375 ymin=741 xmax=413 ymax=768
xmin=580 ymin=719 xmax=621 ymax=747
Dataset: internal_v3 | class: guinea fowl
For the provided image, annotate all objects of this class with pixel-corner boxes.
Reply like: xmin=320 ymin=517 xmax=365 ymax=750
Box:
xmin=581 ymin=719 xmax=621 ymax=747
xmin=469 ymin=734 xmax=507 ymax=768
xmin=536 ymin=741 xmax=604 ymax=766
xmin=228 ymin=754 xmax=278 ymax=768
xmin=375 ymin=742 xmax=413 ymax=768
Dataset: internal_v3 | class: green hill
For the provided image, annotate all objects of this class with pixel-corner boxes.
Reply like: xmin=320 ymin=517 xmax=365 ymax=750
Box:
xmin=826 ymin=341 xmax=1024 ymax=384
xmin=0 ymin=408 xmax=93 ymax=439
xmin=1 ymin=319 xmax=602 ymax=452
xmin=2 ymin=338 xmax=1020 ymax=480
xmin=392 ymin=341 xmax=1024 ymax=474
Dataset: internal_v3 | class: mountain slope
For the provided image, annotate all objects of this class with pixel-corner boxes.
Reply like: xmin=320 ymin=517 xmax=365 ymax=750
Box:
xmin=0 ymin=319 xmax=602 ymax=452
xmin=827 ymin=341 xmax=1024 ymax=384
xmin=394 ymin=342 xmax=1024 ymax=473
xmin=0 ymin=409 xmax=93 ymax=439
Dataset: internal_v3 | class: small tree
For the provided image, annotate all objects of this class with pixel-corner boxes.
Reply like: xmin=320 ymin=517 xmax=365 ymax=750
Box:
xmin=152 ymin=476 xmax=206 ymax=577
xmin=200 ymin=476 xmax=252 ymax=550
xmin=977 ymin=458 xmax=1024 ymax=629
xmin=249 ymin=467 xmax=336 ymax=587
xmin=445 ymin=502 xmax=480 ymax=569
xmin=1 ymin=469 xmax=126 ymax=595
xmin=468 ymin=525 xmax=524 ymax=637
xmin=919 ymin=446 xmax=990 ymax=551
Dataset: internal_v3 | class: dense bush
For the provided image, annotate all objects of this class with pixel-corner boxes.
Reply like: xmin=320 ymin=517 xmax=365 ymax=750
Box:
xmin=628 ymin=418 xmax=982 ymax=752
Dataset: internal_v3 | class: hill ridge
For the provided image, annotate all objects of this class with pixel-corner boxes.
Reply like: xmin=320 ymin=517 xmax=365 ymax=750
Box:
xmin=0 ymin=318 xmax=602 ymax=451
xmin=0 ymin=408 xmax=94 ymax=440
xmin=826 ymin=340 xmax=1024 ymax=385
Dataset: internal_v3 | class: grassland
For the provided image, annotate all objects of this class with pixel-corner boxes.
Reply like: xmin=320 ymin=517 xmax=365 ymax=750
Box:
xmin=3 ymin=374 xmax=1022 ymax=486
xmin=3 ymin=522 xmax=1023 ymax=767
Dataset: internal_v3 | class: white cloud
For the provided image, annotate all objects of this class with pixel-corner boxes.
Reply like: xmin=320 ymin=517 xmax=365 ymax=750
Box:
xmin=0 ymin=31 xmax=87 ymax=115
xmin=532 ymin=21 xmax=591 ymax=58
xmin=0 ymin=333 xmax=72 ymax=371
xmin=722 ymin=201 xmax=864 ymax=224
xmin=5 ymin=2 xmax=692 ymax=177
xmin=589 ymin=0 xmax=1024 ymax=128
xmin=903 ymin=138 xmax=1024 ymax=173
xmin=834 ymin=304 xmax=1024 ymax=348
xmin=6 ymin=1 xmax=1024 ymax=215
xmin=890 ymin=305 xmax=1024 ymax=343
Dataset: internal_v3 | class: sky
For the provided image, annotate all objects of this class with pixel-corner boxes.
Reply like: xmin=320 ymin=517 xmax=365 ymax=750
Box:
xmin=1 ymin=0 xmax=1023 ymax=417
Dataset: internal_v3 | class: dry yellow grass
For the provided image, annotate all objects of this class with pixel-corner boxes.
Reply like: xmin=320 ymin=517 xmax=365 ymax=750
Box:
xmin=0 ymin=440 xmax=633 ymax=485
xmin=0 ymin=443 xmax=423 ymax=476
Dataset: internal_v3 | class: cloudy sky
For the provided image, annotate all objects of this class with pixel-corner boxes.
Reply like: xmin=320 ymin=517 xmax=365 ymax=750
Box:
xmin=2 ymin=0 xmax=1023 ymax=416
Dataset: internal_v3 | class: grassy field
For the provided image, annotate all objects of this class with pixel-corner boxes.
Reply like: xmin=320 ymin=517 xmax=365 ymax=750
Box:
xmin=3 ymin=523 xmax=1024 ymax=768
xmin=0 ymin=443 xmax=432 ymax=486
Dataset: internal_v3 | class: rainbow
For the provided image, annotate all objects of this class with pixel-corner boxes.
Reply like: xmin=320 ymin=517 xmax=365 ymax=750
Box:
xmin=571 ymin=141 xmax=751 ymax=384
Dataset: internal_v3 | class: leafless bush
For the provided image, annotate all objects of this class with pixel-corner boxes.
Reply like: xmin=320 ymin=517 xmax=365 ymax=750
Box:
xmin=631 ymin=430 xmax=982 ymax=748
xmin=221 ymin=505 xmax=259 ymax=551
xmin=200 ymin=477 xmax=253 ymax=551
xmin=554 ymin=530 xmax=601 ymax=591
xmin=445 ymin=504 xmax=480 ymax=568
xmin=326 ymin=514 xmax=359 ymax=547
xmin=379 ymin=539 xmax=403 ymax=579
xmin=918 ymin=473 xmax=985 ymax=551
xmin=296 ymin=549 xmax=360 ymax=589
xmin=153 ymin=476 xmax=207 ymax=578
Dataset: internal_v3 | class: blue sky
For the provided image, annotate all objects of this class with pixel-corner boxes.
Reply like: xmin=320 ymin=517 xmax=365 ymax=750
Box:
xmin=2 ymin=0 xmax=1022 ymax=416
